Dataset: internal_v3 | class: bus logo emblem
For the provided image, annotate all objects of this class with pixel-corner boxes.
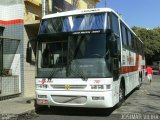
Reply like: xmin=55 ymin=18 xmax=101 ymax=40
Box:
xmin=65 ymin=85 xmax=70 ymax=90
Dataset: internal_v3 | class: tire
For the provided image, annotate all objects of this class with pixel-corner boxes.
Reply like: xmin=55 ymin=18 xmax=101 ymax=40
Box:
xmin=117 ymin=82 xmax=125 ymax=108
xmin=136 ymin=80 xmax=142 ymax=90
xmin=136 ymin=72 xmax=142 ymax=90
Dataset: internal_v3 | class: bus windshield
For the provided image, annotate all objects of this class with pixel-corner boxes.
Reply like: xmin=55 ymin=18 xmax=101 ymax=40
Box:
xmin=39 ymin=13 xmax=107 ymax=34
xmin=37 ymin=33 xmax=112 ymax=78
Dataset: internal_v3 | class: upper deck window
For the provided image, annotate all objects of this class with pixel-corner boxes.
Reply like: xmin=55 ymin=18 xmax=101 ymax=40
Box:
xmin=39 ymin=13 xmax=107 ymax=34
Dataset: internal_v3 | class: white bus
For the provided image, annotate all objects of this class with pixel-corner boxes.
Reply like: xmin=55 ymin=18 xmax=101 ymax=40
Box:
xmin=28 ymin=8 xmax=145 ymax=110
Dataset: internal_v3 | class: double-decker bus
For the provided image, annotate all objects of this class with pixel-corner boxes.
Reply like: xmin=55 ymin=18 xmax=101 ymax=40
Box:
xmin=29 ymin=8 xmax=145 ymax=110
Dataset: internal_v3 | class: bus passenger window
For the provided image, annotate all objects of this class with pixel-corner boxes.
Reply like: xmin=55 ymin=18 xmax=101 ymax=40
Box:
xmin=111 ymin=13 xmax=120 ymax=52
xmin=127 ymin=30 xmax=132 ymax=49
xmin=121 ymin=24 xmax=128 ymax=47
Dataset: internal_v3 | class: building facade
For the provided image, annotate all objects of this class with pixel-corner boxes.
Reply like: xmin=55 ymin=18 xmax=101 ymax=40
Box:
xmin=44 ymin=0 xmax=100 ymax=15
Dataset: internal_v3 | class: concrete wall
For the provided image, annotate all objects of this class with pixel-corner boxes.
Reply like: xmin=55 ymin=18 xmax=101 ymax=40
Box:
xmin=23 ymin=26 xmax=37 ymax=97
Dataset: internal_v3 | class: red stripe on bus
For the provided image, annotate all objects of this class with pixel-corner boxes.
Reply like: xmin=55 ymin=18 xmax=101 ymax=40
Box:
xmin=0 ymin=19 xmax=24 ymax=25
xmin=120 ymin=66 xmax=139 ymax=74
xmin=120 ymin=54 xmax=139 ymax=74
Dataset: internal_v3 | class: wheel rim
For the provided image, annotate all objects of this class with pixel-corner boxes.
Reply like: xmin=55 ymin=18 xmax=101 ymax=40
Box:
xmin=119 ymin=84 xmax=124 ymax=101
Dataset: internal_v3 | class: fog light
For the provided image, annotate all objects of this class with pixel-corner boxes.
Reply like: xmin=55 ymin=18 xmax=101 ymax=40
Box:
xmin=91 ymin=85 xmax=104 ymax=89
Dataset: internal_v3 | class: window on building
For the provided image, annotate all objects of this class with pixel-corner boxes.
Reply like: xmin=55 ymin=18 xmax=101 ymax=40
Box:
xmin=72 ymin=0 xmax=79 ymax=8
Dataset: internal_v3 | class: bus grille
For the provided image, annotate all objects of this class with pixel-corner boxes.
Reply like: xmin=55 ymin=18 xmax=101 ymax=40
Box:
xmin=50 ymin=85 xmax=87 ymax=89
xmin=51 ymin=95 xmax=87 ymax=104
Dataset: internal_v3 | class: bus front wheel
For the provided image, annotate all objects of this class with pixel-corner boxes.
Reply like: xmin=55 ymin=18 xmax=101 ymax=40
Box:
xmin=117 ymin=82 xmax=125 ymax=108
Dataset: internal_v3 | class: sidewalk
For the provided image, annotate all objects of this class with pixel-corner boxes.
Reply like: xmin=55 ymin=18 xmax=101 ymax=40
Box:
xmin=0 ymin=97 xmax=35 ymax=115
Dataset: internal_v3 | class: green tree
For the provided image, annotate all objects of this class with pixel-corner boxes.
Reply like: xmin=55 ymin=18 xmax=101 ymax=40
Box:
xmin=132 ymin=27 xmax=160 ymax=64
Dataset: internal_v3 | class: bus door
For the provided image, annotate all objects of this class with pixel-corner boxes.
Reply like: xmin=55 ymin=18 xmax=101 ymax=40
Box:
xmin=109 ymin=13 xmax=121 ymax=80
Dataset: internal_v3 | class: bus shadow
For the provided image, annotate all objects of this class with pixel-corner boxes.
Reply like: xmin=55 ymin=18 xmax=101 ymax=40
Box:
xmin=36 ymin=106 xmax=116 ymax=117
xmin=147 ymin=93 xmax=160 ymax=98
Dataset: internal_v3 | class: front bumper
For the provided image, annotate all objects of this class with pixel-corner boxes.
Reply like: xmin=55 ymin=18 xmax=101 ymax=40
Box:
xmin=36 ymin=90 xmax=114 ymax=108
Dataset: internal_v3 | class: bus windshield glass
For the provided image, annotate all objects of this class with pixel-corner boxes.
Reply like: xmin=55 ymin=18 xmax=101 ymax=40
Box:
xmin=39 ymin=13 xmax=107 ymax=34
xmin=69 ymin=34 xmax=107 ymax=59
xmin=37 ymin=33 xmax=112 ymax=78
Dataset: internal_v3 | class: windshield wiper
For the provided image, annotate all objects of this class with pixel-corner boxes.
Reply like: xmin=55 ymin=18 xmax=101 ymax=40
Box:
xmin=74 ymin=60 xmax=87 ymax=81
xmin=48 ymin=64 xmax=63 ymax=79
xmin=69 ymin=60 xmax=87 ymax=81
xmin=103 ymin=50 xmax=110 ymax=58
xmin=68 ymin=36 xmax=88 ymax=81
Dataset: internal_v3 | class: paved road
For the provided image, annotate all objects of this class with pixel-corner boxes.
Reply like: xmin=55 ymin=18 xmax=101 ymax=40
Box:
xmin=29 ymin=75 xmax=160 ymax=120
xmin=114 ymin=75 xmax=160 ymax=114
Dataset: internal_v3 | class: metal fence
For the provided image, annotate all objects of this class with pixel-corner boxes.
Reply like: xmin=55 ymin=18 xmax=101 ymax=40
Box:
xmin=0 ymin=76 xmax=19 ymax=96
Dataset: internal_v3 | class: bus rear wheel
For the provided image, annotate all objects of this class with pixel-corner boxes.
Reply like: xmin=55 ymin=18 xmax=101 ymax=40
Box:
xmin=137 ymin=72 xmax=142 ymax=90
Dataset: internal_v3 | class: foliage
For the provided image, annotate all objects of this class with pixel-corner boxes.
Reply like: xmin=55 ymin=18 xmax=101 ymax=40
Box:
xmin=132 ymin=27 xmax=160 ymax=64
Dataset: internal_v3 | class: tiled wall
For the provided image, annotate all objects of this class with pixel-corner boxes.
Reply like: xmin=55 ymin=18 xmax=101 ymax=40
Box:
xmin=0 ymin=0 xmax=24 ymax=96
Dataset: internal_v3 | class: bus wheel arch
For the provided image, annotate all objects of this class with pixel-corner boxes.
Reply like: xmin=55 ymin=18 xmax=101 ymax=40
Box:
xmin=117 ymin=77 xmax=125 ymax=108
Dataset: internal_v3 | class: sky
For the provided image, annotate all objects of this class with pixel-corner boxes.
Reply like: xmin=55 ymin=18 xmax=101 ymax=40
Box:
xmin=96 ymin=0 xmax=160 ymax=28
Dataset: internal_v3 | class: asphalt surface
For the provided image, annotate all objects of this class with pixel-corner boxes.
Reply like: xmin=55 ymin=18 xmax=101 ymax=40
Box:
xmin=28 ymin=75 xmax=160 ymax=120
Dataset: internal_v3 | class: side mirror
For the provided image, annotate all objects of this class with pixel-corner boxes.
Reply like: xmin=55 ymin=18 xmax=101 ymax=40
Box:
xmin=26 ymin=42 xmax=32 ymax=63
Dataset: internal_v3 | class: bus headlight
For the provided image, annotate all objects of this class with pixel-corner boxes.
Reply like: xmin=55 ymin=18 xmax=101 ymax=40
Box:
xmin=90 ymin=85 xmax=104 ymax=89
xmin=36 ymin=84 xmax=48 ymax=89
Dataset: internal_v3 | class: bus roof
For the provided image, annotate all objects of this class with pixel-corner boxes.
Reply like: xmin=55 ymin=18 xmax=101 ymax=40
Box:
xmin=42 ymin=8 xmax=115 ymax=19
xmin=42 ymin=8 xmax=143 ymax=43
